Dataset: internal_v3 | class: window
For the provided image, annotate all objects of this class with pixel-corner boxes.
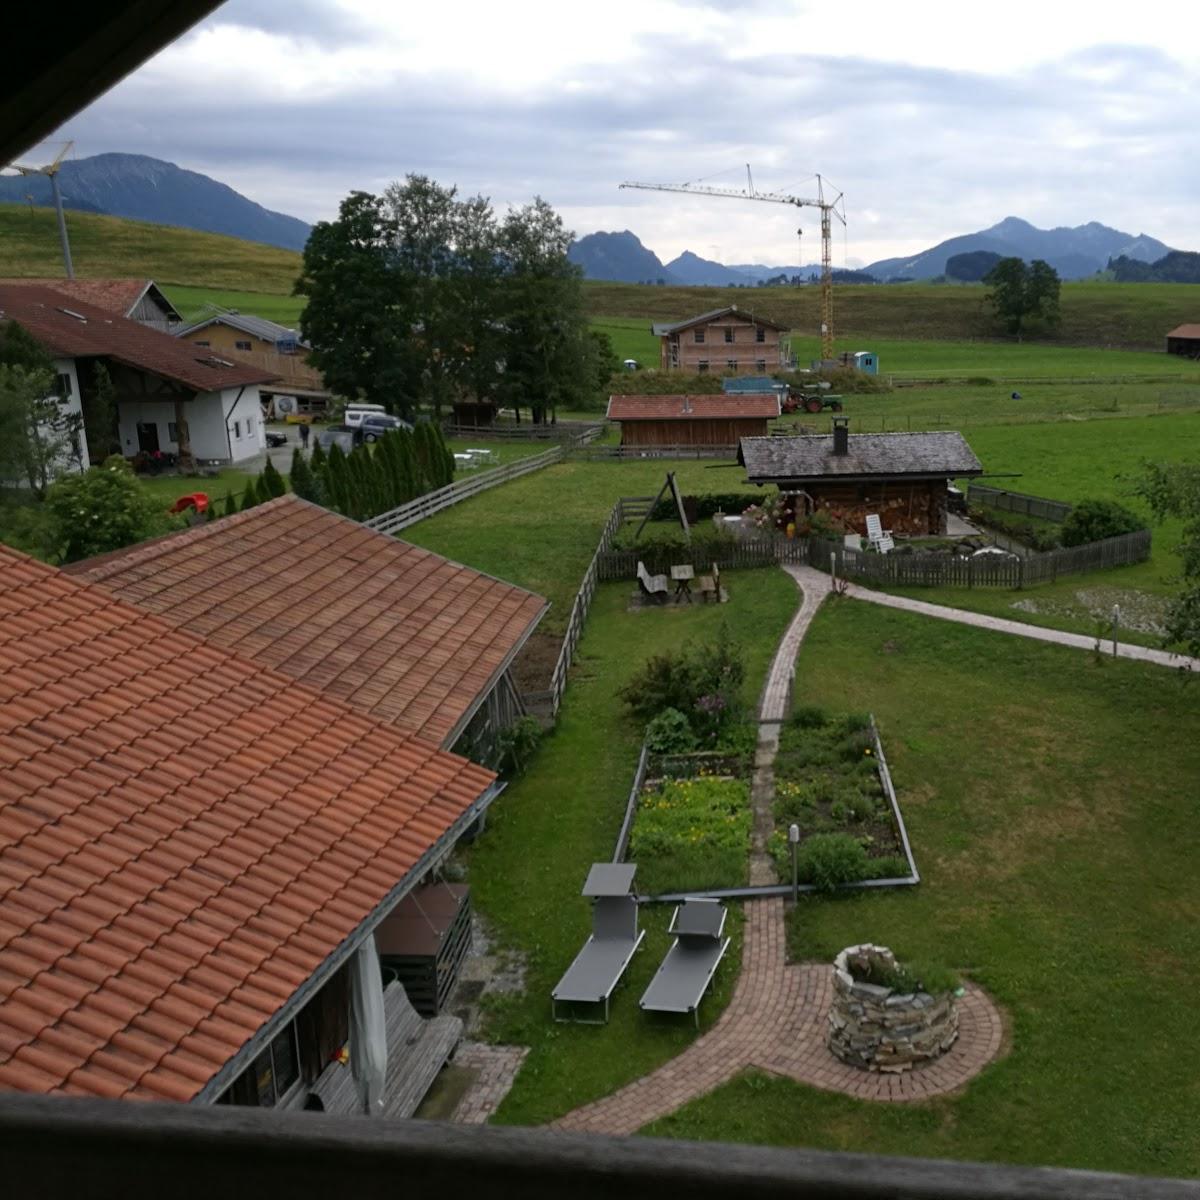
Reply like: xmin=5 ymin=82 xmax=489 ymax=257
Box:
xmin=235 ymin=340 xmax=252 ymax=351
xmin=222 ymin=1024 xmax=301 ymax=1108
xmin=56 ymin=372 xmax=72 ymax=397
xmin=726 ymin=359 xmax=737 ymax=372
xmin=233 ymin=420 xmax=242 ymax=438
xmin=247 ymin=415 xmax=255 ymax=435
xmin=697 ymin=360 xmax=709 ymax=373
xmin=168 ymin=422 xmax=180 ymax=443
xmin=755 ymin=327 xmax=766 ymax=343
xmin=724 ymin=327 xmax=734 ymax=344
xmin=756 ymin=359 xmax=767 ymax=372
xmin=693 ymin=329 xmax=705 ymax=344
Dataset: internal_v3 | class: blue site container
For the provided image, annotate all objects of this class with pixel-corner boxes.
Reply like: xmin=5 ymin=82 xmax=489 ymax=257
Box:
xmin=849 ymin=351 xmax=878 ymax=375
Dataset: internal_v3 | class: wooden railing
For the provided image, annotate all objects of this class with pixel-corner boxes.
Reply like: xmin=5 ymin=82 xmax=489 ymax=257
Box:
xmin=597 ymin=536 xmax=807 ymax=581
xmin=569 ymin=443 xmax=739 ymax=461
xmin=443 ymin=421 xmax=604 ymax=443
xmin=363 ymin=447 xmax=565 ymax=535
xmin=4 ymin=1094 xmax=1195 ymax=1200
xmin=968 ymin=484 xmax=1073 ymax=523
xmin=808 ymin=528 xmax=1151 ymax=588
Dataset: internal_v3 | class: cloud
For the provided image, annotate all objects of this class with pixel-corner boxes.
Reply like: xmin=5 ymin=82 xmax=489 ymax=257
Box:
xmin=51 ymin=0 xmax=1200 ymax=263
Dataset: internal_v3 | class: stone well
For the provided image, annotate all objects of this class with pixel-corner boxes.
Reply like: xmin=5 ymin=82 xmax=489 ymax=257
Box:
xmin=827 ymin=944 xmax=958 ymax=1073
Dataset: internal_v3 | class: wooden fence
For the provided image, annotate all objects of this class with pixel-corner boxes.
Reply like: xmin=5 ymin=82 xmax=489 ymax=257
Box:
xmin=363 ymin=446 xmax=564 ymax=535
xmin=569 ymin=443 xmax=738 ymax=461
xmin=968 ymin=484 xmax=1073 ymax=523
xmin=443 ymin=421 xmax=604 ymax=443
xmin=809 ymin=527 xmax=1151 ymax=588
xmin=597 ymin=535 xmax=808 ymax=581
xmin=522 ymin=498 xmax=632 ymax=720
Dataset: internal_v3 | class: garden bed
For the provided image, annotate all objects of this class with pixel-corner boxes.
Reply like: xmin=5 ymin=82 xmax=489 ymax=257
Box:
xmin=768 ymin=709 xmax=914 ymax=889
xmin=627 ymin=735 xmax=757 ymax=897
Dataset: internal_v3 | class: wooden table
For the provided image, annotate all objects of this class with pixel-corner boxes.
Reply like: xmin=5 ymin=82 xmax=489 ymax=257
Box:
xmin=670 ymin=563 xmax=695 ymax=603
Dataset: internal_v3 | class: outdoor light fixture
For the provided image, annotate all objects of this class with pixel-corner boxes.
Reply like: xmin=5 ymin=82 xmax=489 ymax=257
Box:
xmin=789 ymin=823 xmax=800 ymax=903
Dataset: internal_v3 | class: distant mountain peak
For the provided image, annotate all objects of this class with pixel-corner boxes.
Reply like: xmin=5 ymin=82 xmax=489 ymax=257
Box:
xmin=0 ymin=152 xmax=312 ymax=251
xmin=568 ymin=230 xmax=676 ymax=283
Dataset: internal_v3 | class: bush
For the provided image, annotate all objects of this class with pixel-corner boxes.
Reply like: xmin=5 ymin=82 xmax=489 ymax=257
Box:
xmin=497 ymin=716 xmax=542 ymax=777
xmin=44 ymin=458 xmax=175 ymax=562
xmin=609 ymin=527 xmax=736 ymax=567
xmin=790 ymin=704 xmax=830 ymax=730
xmin=1060 ymin=498 xmax=1145 ymax=547
xmin=796 ymin=833 xmax=870 ymax=892
xmin=645 ymin=708 xmax=697 ymax=754
xmin=649 ymin=492 xmax=764 ymax=523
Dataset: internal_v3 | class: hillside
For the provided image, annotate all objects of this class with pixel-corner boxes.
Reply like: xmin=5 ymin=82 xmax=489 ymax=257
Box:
xmin=583 ymin=279 xmax=1200 ymax=351
xmin=0 ymin=204 xmax=302 ymax=292
xmin=0 ymin=153 xmax=312 ymax=251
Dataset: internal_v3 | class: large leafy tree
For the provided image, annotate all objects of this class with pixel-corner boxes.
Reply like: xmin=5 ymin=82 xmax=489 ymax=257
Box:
xmin=296 ymin=191 xmax=412 ymax=413
xmin=496 ymin=198 xmax=593 ymax=423
xmin=984 ymin=257 xmax=1061 ymax=339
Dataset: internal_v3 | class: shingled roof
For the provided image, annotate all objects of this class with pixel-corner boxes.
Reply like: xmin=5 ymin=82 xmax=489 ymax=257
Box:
xmin=0 ymin=284 xmax=275 ymax=392
xmin=0 ymin=545 xmax=497 ymax=1103
xmin=740 ymin=431 xmax=983 ymax=482
xmin=607 ymin=394 xmax=780 ymax=421
xmin=650 ymin=305 xmax=790 ymax=337
xmin=176 ymin=311 xmax=308 ymax=348
xmin=67 ymin=495 xmax=548 ymax=748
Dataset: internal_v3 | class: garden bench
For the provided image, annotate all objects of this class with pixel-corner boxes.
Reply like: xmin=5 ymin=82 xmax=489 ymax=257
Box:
xmin=306 ymin=980 xmax=462 ymax=1117
xmin=637 ymin=561 xmax=670 ymax=604
xmin=552 ymin=863 xmax=645 ymax=1023
xmin=695 ymin=563 xmax=721 ymax=603
xmin=639 ymin=899 xmax=730 ymax=1029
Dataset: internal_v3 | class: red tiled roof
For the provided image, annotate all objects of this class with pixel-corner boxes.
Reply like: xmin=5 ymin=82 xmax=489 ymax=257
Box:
xmin=606 ymin=394 xmax=781 ymax=421
xmin=68 ymin=496 xmax=548 ymax=747
xmin=0 ymin=284 xmax=274 ymax=391
xmin=0 ymin=278 xmax=170 ymax=320
xmin=0 ymin=544 xmax=496 ymax=1103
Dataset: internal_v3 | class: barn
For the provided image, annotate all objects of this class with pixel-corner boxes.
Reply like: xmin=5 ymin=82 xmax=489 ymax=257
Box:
xmin=739 ymin=417 xmax=983 ymax=536
xmin=607 ymin=393 xmax=780 ymax=451
xmin=1166 ymin=324 xmax=1200 ymax=358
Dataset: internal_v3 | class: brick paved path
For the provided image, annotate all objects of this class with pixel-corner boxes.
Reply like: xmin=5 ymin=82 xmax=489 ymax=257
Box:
xmin=553 ymin=899 xmax=1004 ymax=1136
xmin=785 ymin=564 xmax=1200 ymax=673
xmin=449 ymin=1042 xmax=529 ymax=1124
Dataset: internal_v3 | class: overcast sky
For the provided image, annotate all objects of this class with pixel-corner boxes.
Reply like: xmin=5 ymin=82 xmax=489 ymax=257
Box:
xmin=40 ymin=0 xmax=1200 ymax=266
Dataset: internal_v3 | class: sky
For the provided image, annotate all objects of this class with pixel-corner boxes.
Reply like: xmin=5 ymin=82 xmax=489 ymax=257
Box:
xmin=36 ymin=0 xmax=1200 ymax=267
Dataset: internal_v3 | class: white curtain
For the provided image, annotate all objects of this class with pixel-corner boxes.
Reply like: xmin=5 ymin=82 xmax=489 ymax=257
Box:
xmin=349 ymin=936 xmax=388 ymax=1116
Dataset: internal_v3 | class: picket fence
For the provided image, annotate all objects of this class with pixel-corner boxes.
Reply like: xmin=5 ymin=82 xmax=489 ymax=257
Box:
xmin=809 ymin=528 xmax=1151 ymax=588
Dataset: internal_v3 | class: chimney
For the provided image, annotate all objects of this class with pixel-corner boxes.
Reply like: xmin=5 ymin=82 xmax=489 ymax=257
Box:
xmin=832 ymin=415 xmax=849 ymax=456
xmin=682 ymin=395 xmax=692 ymax=414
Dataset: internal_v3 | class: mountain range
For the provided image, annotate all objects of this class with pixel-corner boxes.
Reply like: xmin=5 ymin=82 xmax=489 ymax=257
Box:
xmin=0 ymin=153 xmax=312 ymax=251
xmin=569 ymin=218 xmax=1174 ymax=286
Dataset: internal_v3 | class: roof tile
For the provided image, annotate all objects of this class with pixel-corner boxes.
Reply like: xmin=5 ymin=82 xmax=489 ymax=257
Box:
xmin=0 ymin=544 xmax=496 ymax=1103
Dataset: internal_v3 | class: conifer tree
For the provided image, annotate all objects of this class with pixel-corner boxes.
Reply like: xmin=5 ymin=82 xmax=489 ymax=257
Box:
xmin=223 ymin=491 xmax=238 ymax=517
xmin=290 ymin=446 xmax=322 ymax=504
xmin=325 ymin=442 xmax=351 ymax=514
xmin=261 ymin=458 xmax=287 ymax=498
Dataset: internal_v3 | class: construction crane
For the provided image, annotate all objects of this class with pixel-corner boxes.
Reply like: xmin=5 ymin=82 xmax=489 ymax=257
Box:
xmin=620 ymin=167 xmax=846 ymax=360
xmin=5 ymin=141 xmax=74 ymax=278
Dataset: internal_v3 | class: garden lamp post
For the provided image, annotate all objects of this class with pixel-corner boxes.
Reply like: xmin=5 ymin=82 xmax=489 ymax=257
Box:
xmin=789 ymin=823 xmax=801 ymax=903
xmin=1111 ymin=604 xmax=1121 ymax=658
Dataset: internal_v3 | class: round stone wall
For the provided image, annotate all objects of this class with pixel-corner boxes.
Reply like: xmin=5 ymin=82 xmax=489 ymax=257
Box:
xmin=828 ymin=944 xmax=959 ymax=1073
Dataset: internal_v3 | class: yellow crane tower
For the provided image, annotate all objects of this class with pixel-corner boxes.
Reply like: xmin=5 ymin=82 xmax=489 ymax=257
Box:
xmin=619 ymin=167 xmax=846 ymax=361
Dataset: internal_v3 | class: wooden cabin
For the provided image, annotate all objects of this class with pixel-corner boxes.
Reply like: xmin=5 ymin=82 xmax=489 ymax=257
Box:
xmin=739 ymin=418 xmax=983 ymax=535
xmin=651 ymin=305 xmax=791 ymax=373
xmin=607 ymin=393 xmax=780 ymax=451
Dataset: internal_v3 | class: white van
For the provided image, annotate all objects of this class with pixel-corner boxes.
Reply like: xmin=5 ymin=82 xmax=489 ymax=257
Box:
xmin=343 ymin=403 xmax=387 ymax=429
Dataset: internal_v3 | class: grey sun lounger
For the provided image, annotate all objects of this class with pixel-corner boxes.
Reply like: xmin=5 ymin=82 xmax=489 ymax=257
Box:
xmin=552 ymin=863 xmax=645 ymax=1023
xmin=639 ymin=899 xmax=730 ymax=1029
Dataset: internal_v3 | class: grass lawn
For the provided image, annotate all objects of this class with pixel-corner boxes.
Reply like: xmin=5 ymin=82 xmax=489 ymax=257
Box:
xmin=460 ymin=569 xmax=798 ymax=1125
xmin=138 ymin=468 xmax=257 ymax=509
xmin=645 ymin=597 xmax=1200 ymax=1177
xmin=165 ymin=285 xmax=305 ymax=326
xmin=402 ymin=458 xmax=747 ymax=634
xmin=0 ymin=204 xmax=301 ymax=292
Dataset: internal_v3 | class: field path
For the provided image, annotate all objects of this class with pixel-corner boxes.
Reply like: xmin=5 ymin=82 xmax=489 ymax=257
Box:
xmin=783 ymin=564 xmax=1200 ymax=673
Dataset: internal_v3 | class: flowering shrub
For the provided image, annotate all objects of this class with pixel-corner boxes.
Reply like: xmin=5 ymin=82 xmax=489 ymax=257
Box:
xmin=630 ymin=775 xmax=750 ymax=895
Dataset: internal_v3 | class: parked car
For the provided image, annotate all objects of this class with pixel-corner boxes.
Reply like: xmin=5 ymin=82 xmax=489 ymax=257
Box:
xmin=264 ymin=429 xmax=288 ymax=448
xmin=317 ymin=425 xmax=359 ymax=454
xmin=342 ymin=403 xmax=387 ymax=429
xmin=359 ymin=413 xmax=413 ymax=442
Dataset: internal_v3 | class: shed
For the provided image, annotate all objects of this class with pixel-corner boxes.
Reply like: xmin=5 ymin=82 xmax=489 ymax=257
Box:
xmin=739 ymin=419 xmax=983 ymax=536
xmin=1166 ymin=324 xmax=1200 ymax=358
xmin=607 ymin=393 xmax=780 ymax=451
